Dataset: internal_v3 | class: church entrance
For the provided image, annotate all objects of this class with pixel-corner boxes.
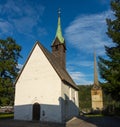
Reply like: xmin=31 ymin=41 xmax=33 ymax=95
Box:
xmin=32 ymin=103 xmax=40 ymax=120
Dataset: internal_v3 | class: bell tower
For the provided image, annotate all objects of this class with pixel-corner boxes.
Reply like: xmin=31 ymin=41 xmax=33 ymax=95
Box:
xmin=51 ymin=9 xmax=66 ymax=69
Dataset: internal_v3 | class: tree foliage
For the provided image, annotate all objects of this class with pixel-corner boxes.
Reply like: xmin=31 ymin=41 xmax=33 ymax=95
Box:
xmin=0 ymin=37 xmax=22 ymax=106
xmin=98 ymin=0 xmax=120 ymax=101
xmin=78 ymin=85 xmax=92 ymax=111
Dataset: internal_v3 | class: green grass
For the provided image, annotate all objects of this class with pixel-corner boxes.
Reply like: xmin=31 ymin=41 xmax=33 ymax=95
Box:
xmin=85 ymin=114 xmax=104 ymax=117
xmin=0 ymin=113 xmax=14 ymax=119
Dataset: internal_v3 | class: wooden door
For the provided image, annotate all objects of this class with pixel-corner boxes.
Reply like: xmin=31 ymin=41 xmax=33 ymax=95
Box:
xmin=33 ymin=103 xmax=40 ymax=120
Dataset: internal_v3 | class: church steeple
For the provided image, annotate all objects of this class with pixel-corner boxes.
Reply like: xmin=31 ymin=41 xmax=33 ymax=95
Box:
xmin=55 ymin=9 xmax=64 ymax=43
xmin=94 ymin=51 xmax=99 ymax=86
xmin=51 ymin=9 xmax=66 ymax=69
xmin=52 ymin=8 xmax=65 ymax=45
xmin=93 ymin=51 xmax=101 ymax=89
xmin=91 ymin=51 xmax=103 ymax=110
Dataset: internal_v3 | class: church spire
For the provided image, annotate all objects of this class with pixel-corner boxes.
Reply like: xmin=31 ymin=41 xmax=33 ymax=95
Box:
xmin=51 ymin=9 xmax=66 ymax=69
xmin=93 ymin=51 xmax=100 ymax=88
xmin=52 ymin=8 xmax=64 ymax=45
xmin=91 ymin=51 xmax=103 ymax=110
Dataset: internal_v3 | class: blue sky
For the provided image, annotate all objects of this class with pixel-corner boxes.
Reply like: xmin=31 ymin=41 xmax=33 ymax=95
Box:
xmin=0 ymin=0 xmax=113 ymax=85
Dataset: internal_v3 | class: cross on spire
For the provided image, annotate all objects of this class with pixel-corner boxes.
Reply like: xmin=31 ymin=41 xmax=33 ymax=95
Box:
xmin=58 ymin=8 xmax=61 ymax=17
xmin=51 ymin=8 xmax=64 ymax=45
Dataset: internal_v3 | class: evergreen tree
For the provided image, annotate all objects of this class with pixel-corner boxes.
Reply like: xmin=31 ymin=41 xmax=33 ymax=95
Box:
xmin=0 ymin=37 xmax=22 ymax=105
xmin=98 ymin=0 xmax=120 ymax=101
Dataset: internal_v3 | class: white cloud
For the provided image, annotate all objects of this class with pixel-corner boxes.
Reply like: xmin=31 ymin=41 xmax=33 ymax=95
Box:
xmin=13 ymin=17 xmax=37 ymax=34
xmin=67 ymin=65 xmax=93 ymax=85
xmin=0 ymin=19 xmax=13 ymax=36
xmin=67 ymin=60 xmax=93 ymax=67
xmin=65 ymin=10 xmax=114 ymax=84
xmin=0 ymin=0 xmax=46 ymax=37
xmin=17 ymin=64 xmax=23 ymax=70
xmin=100 ymin=0 xmax=110 ymax=5
xmin=65 ymin=10 xmax=113 ymax=56
xmin=69 ymin=71 xmax=93 ymax=85
xmin=17 ymin=64 xmax=23 ymax=73
xmin=79 ymin=61 xmax=93 ymax=67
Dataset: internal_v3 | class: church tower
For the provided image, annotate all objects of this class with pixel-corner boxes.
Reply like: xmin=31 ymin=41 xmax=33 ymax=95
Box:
xmin=51 ymin=9 xmax=66 ymax=69
xmin=91 ymin=51 xmax=103 ymax=111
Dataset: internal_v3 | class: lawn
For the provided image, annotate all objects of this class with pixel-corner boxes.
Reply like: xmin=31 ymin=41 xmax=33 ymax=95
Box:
xmin=0 ymin=113 xmax=14 ymax=119
xmin=85 ymin=114 xmax=104 ymax=117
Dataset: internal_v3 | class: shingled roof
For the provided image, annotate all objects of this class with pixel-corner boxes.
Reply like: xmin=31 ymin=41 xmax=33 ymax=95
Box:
xmin=15 ymin=42 xmax=79 ymax=91
xmin=38 ymin=42 xmax=79 ymax=90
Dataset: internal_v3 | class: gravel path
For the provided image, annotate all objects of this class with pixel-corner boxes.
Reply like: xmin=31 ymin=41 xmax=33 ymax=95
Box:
xmin=0 ymin=119 xmax=65 ymax=127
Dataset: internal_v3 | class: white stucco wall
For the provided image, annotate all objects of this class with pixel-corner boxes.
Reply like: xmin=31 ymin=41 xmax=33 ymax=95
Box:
xmin=61 ymin=82 xmax=79 ymax=121
xmin=14 ymin=44 xmax=62 ymax=123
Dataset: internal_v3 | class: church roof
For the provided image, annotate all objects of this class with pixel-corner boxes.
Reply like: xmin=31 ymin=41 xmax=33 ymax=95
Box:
xmin=15 ymin=42 xmax=79 ymax=91
xmin=37 ymin=42 xmax=79 ymax=90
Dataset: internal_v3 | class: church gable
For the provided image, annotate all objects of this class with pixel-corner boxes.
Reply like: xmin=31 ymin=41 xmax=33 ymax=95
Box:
xmin=15 ymin=41 xmax=78 ymax=91
xmin=15 ymin=42 xmax=62 ymax=105
xmin=15 ymin=42 xmax=60 ymax=85
xmin=14 ymin=42 xmax=64 ymax=122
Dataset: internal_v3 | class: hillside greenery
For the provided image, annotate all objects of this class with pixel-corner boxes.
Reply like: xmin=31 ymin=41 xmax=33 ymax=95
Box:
xmin=77 ymin=85 xmax=92 ymax=112
xmin=78 ymin=84 xmax=120 ymax=115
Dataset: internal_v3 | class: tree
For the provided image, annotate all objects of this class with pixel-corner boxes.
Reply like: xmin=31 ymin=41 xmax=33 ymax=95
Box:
xmin=98 ymin=0 xmax=120 ymax=101
xmin=78 ymin=85 xmax=92 ymax=111
xmin=0 ymin=37 xmax=22 ymax=106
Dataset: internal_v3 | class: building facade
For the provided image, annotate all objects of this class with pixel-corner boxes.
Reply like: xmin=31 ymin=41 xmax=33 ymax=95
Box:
xmin=14 ymin=11 xmax=79 ymax=123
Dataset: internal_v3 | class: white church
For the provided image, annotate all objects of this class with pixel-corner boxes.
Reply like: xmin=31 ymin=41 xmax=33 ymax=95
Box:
xmin=14 ymin=11 xmax=79 ymax=123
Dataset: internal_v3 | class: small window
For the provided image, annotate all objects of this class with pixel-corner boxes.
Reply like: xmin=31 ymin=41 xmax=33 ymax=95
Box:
xmin=55 ymin=45 xmax=58 ymax=50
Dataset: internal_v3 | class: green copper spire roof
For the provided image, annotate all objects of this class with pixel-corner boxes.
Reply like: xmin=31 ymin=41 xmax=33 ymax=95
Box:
xmin=56 ymin=14 xmax=64 ymax=43
xmin=52 ymin=9 xmax=64 ymax=45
